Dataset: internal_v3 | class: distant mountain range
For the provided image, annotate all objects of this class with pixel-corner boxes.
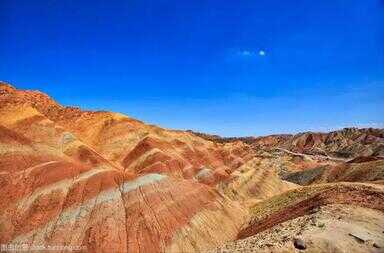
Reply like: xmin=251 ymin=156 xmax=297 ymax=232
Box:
xmin=190 ymin=127 xmax=384 ymax=159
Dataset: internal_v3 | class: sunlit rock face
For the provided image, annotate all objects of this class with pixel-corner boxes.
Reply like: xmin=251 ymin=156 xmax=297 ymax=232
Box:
xmin=0 ymin=83 xmax=250 ymax=252
xmin=2 ymin=82 xmax=384 ymax=253
xmin=3 ymin=171 xmax=247 ymax=253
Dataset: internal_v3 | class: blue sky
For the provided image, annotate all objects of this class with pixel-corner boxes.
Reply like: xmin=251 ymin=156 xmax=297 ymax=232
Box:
xmin=1 ymin=0 xmax=383 ymax=136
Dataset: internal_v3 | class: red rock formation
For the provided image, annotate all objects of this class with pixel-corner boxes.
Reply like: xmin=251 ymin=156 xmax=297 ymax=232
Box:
xmin=2 ymin=82 xmax=383 ymax=253
xmin=0 ymin=83 xmax=251 ymax=252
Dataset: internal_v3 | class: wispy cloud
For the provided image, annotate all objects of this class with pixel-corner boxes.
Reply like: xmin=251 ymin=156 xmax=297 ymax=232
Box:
xmin=238 ymin=50 xmax=254 ymax=56
xmin=237 ymin=49 xmax=266 ymax=57
xmin=258 ymin=50 xmax=266 ymax=56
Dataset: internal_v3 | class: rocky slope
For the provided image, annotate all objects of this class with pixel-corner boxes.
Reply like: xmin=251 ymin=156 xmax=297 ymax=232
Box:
xmin=211 ymin=204 xmax=384 ymax=253
xmin=213 ymin=183 xmax=384 ymax=252
xmin=284 ymin=157 xmax=384 ymax=185
xmin=1 ymin=81 xmax=384 ymax=253
xmin=0 ymin=82 xmax=254 ymax=252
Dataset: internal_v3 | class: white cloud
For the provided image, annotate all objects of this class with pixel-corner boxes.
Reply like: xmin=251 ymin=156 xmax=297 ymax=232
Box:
xmin=237 ymin=49 xmax=266 ymax=57
xmin=239 ymin=50 xmax=253 ymax=56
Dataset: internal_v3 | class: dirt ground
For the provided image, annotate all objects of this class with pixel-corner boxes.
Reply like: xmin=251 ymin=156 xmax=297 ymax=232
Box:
xmin=210 ymin=204 xmax=384 ymax=253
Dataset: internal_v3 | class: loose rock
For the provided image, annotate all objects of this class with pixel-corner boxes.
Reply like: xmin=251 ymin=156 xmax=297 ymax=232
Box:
xmin=293 ymin=237 xmax=306 ymax=250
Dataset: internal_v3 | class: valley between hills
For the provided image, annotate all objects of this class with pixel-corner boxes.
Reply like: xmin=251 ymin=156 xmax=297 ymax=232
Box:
xmin=0 ymin=81 xmax=383 ymax=252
